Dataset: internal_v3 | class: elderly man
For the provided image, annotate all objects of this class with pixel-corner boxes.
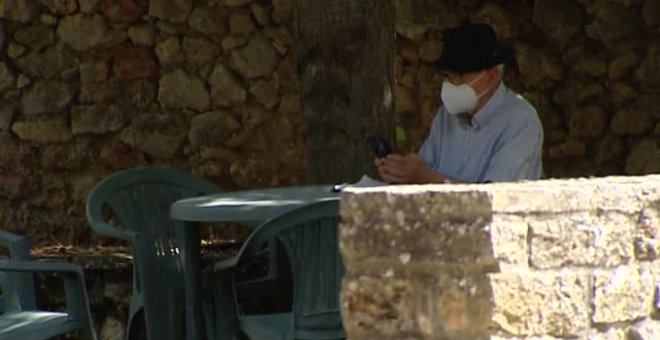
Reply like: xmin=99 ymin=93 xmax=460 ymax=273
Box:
xmin=376 ymin=23 xmax=543 ymax=184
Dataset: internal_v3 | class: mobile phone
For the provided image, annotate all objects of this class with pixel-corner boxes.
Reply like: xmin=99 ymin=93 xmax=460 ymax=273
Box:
xmin=367 ymin=136 xmax=393 ymax=158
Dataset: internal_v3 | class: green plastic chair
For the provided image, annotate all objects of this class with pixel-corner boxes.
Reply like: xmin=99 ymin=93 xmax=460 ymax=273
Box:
xmin=85 ymin=167 xmax=223 ymax=340
xmin=211 ymin=198 xmax=346 ymax=340
xmin=0 ymin=230 xmax=97 ymax=340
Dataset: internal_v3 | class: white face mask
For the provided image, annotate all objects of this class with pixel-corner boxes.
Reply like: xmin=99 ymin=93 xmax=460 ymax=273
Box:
xmin=441 ymin=72 xmax=487 ymax=114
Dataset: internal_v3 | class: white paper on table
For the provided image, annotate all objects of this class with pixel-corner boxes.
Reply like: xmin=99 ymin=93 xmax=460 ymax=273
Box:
xmin=350 ymin=175 xmax=386 ymax=187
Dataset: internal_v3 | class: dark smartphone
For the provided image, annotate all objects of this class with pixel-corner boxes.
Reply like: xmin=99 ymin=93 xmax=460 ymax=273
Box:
xmin=368 ymin=136 xmax=393 ymax=158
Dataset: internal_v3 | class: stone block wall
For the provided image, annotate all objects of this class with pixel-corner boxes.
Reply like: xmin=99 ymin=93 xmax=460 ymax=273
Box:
xmin=0 ymin=0 xmax=302 ymax=244
xmin=393 ymin=0 xmax=660 ymax=179
xmin=340 ymin=176 xmax=660 ymax=339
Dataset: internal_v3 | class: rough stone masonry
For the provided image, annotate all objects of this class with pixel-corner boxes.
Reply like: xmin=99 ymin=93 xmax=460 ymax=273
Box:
xmin=340 ymin=176 xmax=660 ymax=340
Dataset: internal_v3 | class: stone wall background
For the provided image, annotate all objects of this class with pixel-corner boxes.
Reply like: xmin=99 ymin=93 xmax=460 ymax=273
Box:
xmin=0 ymin=0 xmax=303 ymax=244
xmin=1 ymin=0 xmax=660 ymax=244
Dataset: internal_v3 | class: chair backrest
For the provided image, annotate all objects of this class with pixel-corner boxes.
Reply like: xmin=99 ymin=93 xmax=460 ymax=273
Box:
xmin=0 ymin=230 xmax=36 ymax=313
xmin=87 ymin=167 xmax=220 ymax=285
xmin=236 ymin=198 xmax=344 ymax=337
xmin=86 ymin=167 xmax=221 ymax=339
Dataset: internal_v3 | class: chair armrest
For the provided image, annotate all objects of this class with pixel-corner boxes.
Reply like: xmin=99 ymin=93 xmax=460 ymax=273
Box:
xmin=86 ymin=193 xmax=137 ymax=242
xmin=0 ymin=260 xmax=83 ymax=274
xmin=0 ymin=259 xmax=98 ymax=340
xmin=213 ymin=256 xmax=240 ymax=272
xmin=87 ymin=219 xmax=137 ymax=242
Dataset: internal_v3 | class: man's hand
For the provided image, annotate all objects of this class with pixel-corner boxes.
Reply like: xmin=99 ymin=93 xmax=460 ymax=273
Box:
xmin=374 ymin=154 xmax=444 ymax=184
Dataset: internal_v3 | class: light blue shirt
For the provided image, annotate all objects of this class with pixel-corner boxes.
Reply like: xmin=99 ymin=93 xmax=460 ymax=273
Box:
xmin=419 ymin=82 xmax=543 ymax=183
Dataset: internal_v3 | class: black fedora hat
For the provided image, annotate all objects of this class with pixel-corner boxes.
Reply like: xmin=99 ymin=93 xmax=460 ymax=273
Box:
xmin=436 ymin=23 xmax=513 ymax=74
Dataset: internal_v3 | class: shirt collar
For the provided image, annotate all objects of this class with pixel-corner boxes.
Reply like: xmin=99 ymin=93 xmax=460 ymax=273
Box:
xmin=470 ymin=82 xmax=507 ymax=128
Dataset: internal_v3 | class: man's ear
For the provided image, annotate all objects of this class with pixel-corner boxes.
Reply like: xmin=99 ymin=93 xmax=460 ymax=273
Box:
xmin=487 ymin=67 xmax=501 ymax=87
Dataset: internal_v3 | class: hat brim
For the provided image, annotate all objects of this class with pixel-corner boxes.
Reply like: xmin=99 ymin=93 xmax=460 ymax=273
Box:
xmin=436 ymin=45 xmax=514 ymax=74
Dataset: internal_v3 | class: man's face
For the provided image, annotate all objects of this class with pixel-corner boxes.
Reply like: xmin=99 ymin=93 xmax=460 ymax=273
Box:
xmin=441 ymin=68 xmax=497 ymax=94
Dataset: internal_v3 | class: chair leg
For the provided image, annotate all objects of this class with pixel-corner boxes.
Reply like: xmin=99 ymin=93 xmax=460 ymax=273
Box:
xmin=126 ymin=310 xmax=147 ymax=340
xmin=213 ymin=272 xmax=240 ymax=340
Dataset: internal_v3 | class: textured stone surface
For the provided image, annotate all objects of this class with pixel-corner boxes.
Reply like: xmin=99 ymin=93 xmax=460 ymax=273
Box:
xmin=272 ymin=0 xmax=293 ymax=23
xmin=636 ymin=48 xmax=660 ymax=90
xmin=230 ymin=35 xmax=279 ymax=79
xmin=14 ymin=25 xmax=55 ymax=51
xmin=0 ymin=102 xmax=15 ymax=131
xmin=636 ymin=206 xmax=660 ymax=260
xmin=16 ymin=74 xmax=31 ymax=88
xmin=14 ymin=46 xmax=77 ymax=80
xmin=608 ymin=82 xmax=638 ymax=105
xmin=532 ymin=0 xmax=582 ymax=44
xmin=229 ymin=12 xmax=256 ymax=35
xmin=120 ymin=114 xmax=187 ymax=158
xmin=188 ymin=111 xmax=241 ymax=147
xmin=100 ymin=0 xmax=143 ymax=22
xmin=528 ymin=212 xmax=634 ymax=269
xmin=249 ymin=79 xmax=279 ymax=109
xmin=209 ymin=63 xmax=247 ymax=107
xmin=263 ymin=26 xmax=293 ymax=47
xmin=592 ymin=265 xmax=655 ymax=323
xmin=0 ymin=0 xmax=38 ymax=23
xmin=341 ymin=189 xmax=493 ymax=263
xmin=0 ymin=62 xmax=15 ymax=92
xmin=611 ymin=105 xmax=653 ymax=136
xmin=79 ymin=0 xmax=101 ymax=13
xmin=124 ymin=79 xmax=156 ymax=109
xmin=395 ymin=85 xmax=415 ymax=114
xmin=609 ymin=52 xmax=640 ymax=80
xmin=418 ymin=39 xmax=442 ymax=62
xmin=155 ymin=37 xmax=184 ymax=67
xmin=546 ymin=139 xmax=587 ymax=159
xmin=11 ymin=117 xmax=72 ymax=143
xmin=39 ymin=0 xmax=78 ymax=15
xmin=552 ymin=81 xmax=591 ymax=106
xmin=569 ymin=106 xmax=606 ymax=138
xmin=4 ymin=46 xmax=21 ymax=66
xmin=625 ymin=140 xmax=660 ymax=175
xmin=113 ymin=46 xmax=157 ymax=80
xmin=149 ymin=0 xmax=192 ymax=23
xmin=251 ymin=3 xmax=269 ymax=26
xmin=226 ymin=0 xmax=254 ymax=6
xmin=127 ymin=25 xmax=156 ymax=46
xmin=587 ymin=328 xmax=626 ymax=340
xmin=79 ymin=81 xmax=121 ymax=104
xmin=490 ymin=177 xmax=660 ymax=214
xmin=595 ymin=135 xmax=626 ymax=165
xmin=515 ymin=44 xmax=563 ymax=89
xmin=57 ymin=14 xmax=112 ymax=51
xmin=71 ymin=105 xmax=125 ymax=134
xmin=490 ymin=215 xmax=528 ymax=268
xmin=79 ymin=60 xmax=109 ymax=84
xmin=188 ymin=6 xmax=221 ymax=36
xmin=630 ymin=319 xmax=660 ymax=339
xmin=490 ymin=272 xmax=589 ymax=336
xmin=643 ymin=0 xmax=660 ymax=27
xmin=585 ymin=3 xmax=643 ymax=43
xmin=19 ymin=80 xmax=74 ymax=115
xmin=158 ymin=70 xmax=210 ymax=112
xmin=182 ymin=37 xmax=219 ymax=70
xmin=222 ymin=35 xmax=248 ymax=50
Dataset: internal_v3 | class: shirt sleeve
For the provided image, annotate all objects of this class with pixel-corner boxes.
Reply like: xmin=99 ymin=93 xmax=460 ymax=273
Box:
xmin=419 ymin=108 xmax=443 ymax=167
xmin=483 ymin=117 xmax=543 ymax=182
